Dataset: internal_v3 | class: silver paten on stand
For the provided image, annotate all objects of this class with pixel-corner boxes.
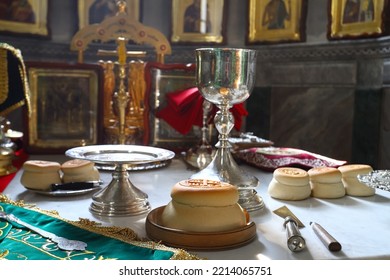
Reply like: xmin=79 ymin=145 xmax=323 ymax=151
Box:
xmin=190 ymin=48 xmax=264 ymax=211
xmin=65 ymin=145 xmax=175 ymax=217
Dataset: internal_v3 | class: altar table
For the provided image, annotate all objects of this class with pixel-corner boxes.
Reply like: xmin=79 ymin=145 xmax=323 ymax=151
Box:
xmin=2 ymin=154 xmax=390 ymax=260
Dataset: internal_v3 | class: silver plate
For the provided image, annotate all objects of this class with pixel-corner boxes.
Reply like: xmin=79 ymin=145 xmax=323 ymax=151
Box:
xmin=24 ymin=186 xmax=101 ymax=197
xmin=357 ymin=170 xmax=390 ymax=192
xmin=65 ymin=145 xmax=175 ymax=166
xmin=95 ymin=159 xmax=172 ymax=171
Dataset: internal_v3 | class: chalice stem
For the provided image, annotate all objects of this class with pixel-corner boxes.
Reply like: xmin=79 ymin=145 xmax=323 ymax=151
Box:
xmin=214 ymin=104 xmax=234 ymax=150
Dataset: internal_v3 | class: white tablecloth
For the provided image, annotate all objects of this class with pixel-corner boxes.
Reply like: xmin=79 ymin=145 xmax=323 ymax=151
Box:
xmin=3 ymin=155 xmax=390 ymax=260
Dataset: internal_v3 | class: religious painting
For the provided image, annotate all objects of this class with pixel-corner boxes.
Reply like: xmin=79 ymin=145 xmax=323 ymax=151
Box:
xmin=247 ymin=0 xmax=307 ymax=44
xmin=143 ymin=62 xmax=205 ymax=152
xmin=328 ymin=0 xmax=388 ymax=39
xmin=171 ymin=0 xmax=227 ymax=44
xmin=0 ymin=0 xmax=49 ymax=37
xmin=78 ymin=0 xmax=141 ymax=29
xmin=24 ymin=62 xmax=103 ymax=154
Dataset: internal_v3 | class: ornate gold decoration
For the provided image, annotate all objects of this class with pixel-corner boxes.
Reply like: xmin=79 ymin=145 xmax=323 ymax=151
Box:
xmin=0 ymin=43 xmax=31 ymax=117
xmin=0 ymin=48 xmax=8 ymax=104
xmin=0 ymin=194 xmax=201 ymax=260
xmin=71 ymin=1 xmax=169 ymax=144
xmin=0 ymin=250 xmax=9 ymax=259
xmin=70 ymin=1 xmax=171 ymax=64
xmin=99 ymin=60 xmax=117 ymax=128
xmin=128 ymin=60 xmax=145 ymax=116
xmin=329 ymin=0 xmax=386 ymax=39
xmin=247 ymin=0 xmax=305 ymax=43
xmin=98 ymin=37 xmax=146 ymax=144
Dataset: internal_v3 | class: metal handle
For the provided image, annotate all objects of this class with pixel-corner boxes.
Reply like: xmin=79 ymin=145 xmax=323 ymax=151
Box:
xmin=310 ymin=222 xmax=342 ymax=252
xmin=0 ymin=211 xmax=87 ymax=251
xmin=284 ymin=216 xmax=306 ymax=252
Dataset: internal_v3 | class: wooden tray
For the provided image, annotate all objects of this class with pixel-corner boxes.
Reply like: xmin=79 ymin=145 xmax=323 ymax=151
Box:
xmin=145 ymin=206 xmax=257 ymax=251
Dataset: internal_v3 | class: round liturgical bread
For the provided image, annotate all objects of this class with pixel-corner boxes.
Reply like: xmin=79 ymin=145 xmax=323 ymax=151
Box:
xmin=61 ymin=159 xmax=100 ymax=183
xmin=273 ymin=167 xmax=310 ymax=186
xmin=161 ymin=179 xmax=248 ymax=232
xmin=310 ymin=182 xmax=346 ymax=199
xmin=21 ymin=160 xmax=62 ymax=190
xmin=308 ymin=167 xmax=342 ymax=184
xmin=268 ymin=178 xmax=311 ymax=201
xmin=170 ymin=179 xmax=239 ymax=207
xmin=161 ymin=200 xmax=247 ymax=232
xmin=338 ymin=164 xmax=375 ymax=196
xmin=308 ymin=167 xmax=345 ymax=198
xmin=267 ymin=167 xmax=311 ymax=200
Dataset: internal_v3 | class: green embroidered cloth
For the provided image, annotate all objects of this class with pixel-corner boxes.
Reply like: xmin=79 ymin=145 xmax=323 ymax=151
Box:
xmin=0 ymin=198 xmax=199 ymax=260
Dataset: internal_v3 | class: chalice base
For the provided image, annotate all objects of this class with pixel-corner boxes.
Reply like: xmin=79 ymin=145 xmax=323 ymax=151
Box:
xmin=90 ymin=165 xmax=151 ymax=216
xmin=190 ymin=148 xmax=265 ymax=211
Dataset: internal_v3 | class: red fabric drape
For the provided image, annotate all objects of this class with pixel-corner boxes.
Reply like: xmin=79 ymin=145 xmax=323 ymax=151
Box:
xmin=0 ymin=149 xmax=28 ymax=193
xmin=156 ymin=87 xmax=248 ymax=135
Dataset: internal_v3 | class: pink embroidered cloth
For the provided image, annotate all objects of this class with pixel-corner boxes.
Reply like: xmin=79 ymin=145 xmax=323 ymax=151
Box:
xmin=234 ymin=147 xmax=347 ymax=172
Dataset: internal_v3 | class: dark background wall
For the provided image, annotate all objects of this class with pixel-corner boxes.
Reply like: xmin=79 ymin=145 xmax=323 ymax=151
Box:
xmin=1 ymin=0 xmax=390 ymax=168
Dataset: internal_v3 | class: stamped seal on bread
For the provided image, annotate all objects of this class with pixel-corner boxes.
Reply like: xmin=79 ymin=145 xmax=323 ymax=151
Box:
xmin=268 ymin=167 xmax=311 ymax=200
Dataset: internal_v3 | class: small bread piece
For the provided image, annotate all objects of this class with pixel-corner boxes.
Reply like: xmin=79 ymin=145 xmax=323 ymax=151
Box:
xmin=310 ymin=182 xmax=346 ymax=199
xmin=268 ymin=178 xmax=311 ymax=200
xmin=61 ymin=159 xmax=100 ymax=183
xmin=338 ymin=164 xmax=375 ymax=196
xmin=338 ymin=164 xmax=373 ymax=178
xmin=308 ymin=167 xmax=345 ymax=198
xmin=21 ymin=160 xmax=61 ymax=190
xmin=273 ymin=167 xmax=309 ymax=186
xmin=308 ymin=167 xmax=342 ymax=183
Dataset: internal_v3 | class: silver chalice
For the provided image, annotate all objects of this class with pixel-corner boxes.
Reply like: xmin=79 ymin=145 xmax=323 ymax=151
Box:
xmin=190 ymin=48 xmax=264 ymax=211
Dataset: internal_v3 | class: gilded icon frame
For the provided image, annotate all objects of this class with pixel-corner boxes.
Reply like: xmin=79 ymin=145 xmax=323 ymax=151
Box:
xmin=247 ymin=0 xmax=307 ymax=44
xmin=24 ymin=62 xmax=103 ymax=154
xmin=78 ymin=0 xmax=141 ymax=29
xmin=0 ymin=0 xmax=49 ymax=37
xmin=143 ymin=62 xmax=202 ymax=152
xmin=171 ymin=0 xmax=227 ymax=44
xmin=328 ymin=0 xmax=388 ymax=39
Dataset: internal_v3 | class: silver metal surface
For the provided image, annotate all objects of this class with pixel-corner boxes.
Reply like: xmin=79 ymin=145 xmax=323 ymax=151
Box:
xmin=357 ymin=170 xmax=390 ymax=192
xmin=310 ymin=221 xmax=342 ymax=252
xmin=25 ymin=185 xmax=101 ymax=197
xmin=89 ymin=163 xmax=151 ymax=216
xmin=65 ymin=144 xmax=175 ymax=216
xmin=184 ymin=100 xmax=215 ymax=170
xmin=283 ymin=216 xmax=306 ymax=252
xmin=65 ymin=144 xmax=175 ymax=165
xmin=190 ymin=48 xmax=263 ymax=211
xmin=0 ymin=210 xmax=87 ymax=251
xmin=94 ymin=159 xmax=172 ymax=171
xmin=24 ymin=180 xmax=103 ymax=197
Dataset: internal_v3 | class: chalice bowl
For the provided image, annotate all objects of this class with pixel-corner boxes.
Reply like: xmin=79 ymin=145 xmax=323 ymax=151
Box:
xmin=191 ymin=48 xmax=264 ymax=211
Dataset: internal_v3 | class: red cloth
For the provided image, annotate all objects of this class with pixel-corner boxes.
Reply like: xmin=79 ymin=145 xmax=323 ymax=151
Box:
xmin=156 ymin=87 xmax=248 ymax=135
xmin=0 ymin=149 xmax=29 ymax=193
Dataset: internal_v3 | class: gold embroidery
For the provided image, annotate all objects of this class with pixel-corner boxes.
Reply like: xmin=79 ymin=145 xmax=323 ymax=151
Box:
xmin=0 ymin=250 xmax=9 ymax=259
xmin=0 ymin=48 xmax=8 ymax=104
xmin=0 ymin=43 xmax=31 ymax=116
xmin=0 ymin=194 xmax=201 ymax=260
